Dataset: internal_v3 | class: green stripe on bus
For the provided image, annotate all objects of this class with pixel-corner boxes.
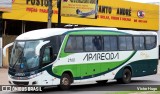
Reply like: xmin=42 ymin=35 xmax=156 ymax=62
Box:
xmin=52 ymin=51 xmax=136 ymax=80
xmin=63 ymin=30 xmax=130 ymax=35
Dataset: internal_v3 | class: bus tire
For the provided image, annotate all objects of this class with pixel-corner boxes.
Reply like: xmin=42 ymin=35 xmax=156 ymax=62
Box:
xmin=96 ymin=80 xmax=108 ymax=85
xmin=59 ymin=73 xmax=72 ymax=90
xmin=117 ymin=68 xmax=132 ymax=84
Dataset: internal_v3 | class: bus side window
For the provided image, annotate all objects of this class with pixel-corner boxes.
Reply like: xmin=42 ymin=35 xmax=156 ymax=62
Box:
xmin=126 ymin=36 xmax=133 ymax=50
xmin=134 ymin=37 xmax=140 ymax=50
xmin=92 ymin=36 xmax=102 ymax=51
xmin=110 ymin=36 xmax=118 ymax=51
xmin=119 ymin=36 xmax=127 ymax=51
xmin=145 ymin=36 xmax=156 ymax=50
xmin=65 ymin=36 xmax=83 ymax=52
xmin=150 ymin=36 xmax=156 ymax=48
xmin=65 ymin=37 xmax=75 ymax=51
xmin=104 ymin=36 xmax=110 ymax=51
xmin=42 ymin=47 xmax=52 ymax=65
xmin=139 ymin=36 xmax=145 ymax=50
xmin=76 ymin=37 xmax=83 ymax=51
xmin=134 ymin=36 xmax=145 ymax=50
xmin=85 ymin=36 xmax=94 ymax=51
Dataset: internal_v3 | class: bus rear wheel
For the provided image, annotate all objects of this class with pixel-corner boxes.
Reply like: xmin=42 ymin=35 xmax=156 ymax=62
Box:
xmin=59 ymin=73 xmax=72 ymax=90
xmin=117 ymin=68 xmax=132 ymax=84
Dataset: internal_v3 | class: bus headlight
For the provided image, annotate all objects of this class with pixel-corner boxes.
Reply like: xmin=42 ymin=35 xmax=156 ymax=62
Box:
xmin=9 ymin=74 xmax=13 ymax=78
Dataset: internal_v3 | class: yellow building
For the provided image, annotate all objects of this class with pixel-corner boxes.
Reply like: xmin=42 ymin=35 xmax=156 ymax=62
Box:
xmin=1 ymin=0 xmax=159 ymax=67
xmin=2 ymin=0 xmax=159 ymax=35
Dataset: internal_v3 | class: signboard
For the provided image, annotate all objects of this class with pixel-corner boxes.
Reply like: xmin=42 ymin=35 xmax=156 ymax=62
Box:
xmin=0 ymin=0 xmax=12 ymax=12
xmin=61 ymin=0 xmax=98 ymax=19
xmin=2 ymin=0 xmax=159 ymax=30
xmin=3 ymin=0 xmax=58 ymax=22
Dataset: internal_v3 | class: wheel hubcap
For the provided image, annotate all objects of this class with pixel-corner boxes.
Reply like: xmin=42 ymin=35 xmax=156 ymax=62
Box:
xmin=124 ymin=72 xmax=130 ymax=81
xmin=62 ymin=77 xmax=69 ymax=85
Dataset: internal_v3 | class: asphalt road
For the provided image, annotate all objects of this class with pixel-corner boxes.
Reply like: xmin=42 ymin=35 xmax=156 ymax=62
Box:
xmin=0 ymin=62 xmax=160 ymax=94
xmin=4 ymin=74 xmax=158 ymax=94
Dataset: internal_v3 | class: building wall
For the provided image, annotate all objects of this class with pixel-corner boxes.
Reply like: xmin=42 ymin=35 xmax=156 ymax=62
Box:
xmin=3 ymin=0 xmax=159 ymax=30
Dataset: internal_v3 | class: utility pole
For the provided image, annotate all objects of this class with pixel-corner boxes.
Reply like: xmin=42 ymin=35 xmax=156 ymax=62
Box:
xmin=47 ymin=0 xmax=52 ymax=28
xmin=0 ymin=12 xmax=2 ymax=36
xmin=57 ymin=0 xmax=61 ymax=28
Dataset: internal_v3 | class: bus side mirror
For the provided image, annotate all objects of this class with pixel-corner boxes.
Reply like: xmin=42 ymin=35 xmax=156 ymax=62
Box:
xmin=35 ymin=41 xmax=50 ymax=56
xmin=3 ymin=42 xmax=13 ymax=57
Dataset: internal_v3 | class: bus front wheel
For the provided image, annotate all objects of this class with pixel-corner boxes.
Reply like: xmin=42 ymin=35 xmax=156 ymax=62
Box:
xmin=59 ymin=73 xmax=72 ymax=90
xmin=117 ymin=68 xmax=132 ymax=84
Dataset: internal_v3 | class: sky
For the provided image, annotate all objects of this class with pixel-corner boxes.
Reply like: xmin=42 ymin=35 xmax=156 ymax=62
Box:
xmin=126 ymin=0 xmax=160 ymax=3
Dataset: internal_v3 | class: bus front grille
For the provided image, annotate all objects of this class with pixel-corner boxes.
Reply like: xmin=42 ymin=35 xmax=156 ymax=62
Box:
xmin=13 ymin=81 xmax=29 ymax=85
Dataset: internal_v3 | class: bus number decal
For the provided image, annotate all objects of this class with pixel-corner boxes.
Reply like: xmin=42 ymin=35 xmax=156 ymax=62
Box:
xmin=68 ymin=58 xmax=75 ymax=62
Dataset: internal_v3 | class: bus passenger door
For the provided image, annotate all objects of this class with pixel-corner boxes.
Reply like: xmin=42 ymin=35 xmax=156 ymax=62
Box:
xmin=41 ymin=47 xmax=53 ymax=85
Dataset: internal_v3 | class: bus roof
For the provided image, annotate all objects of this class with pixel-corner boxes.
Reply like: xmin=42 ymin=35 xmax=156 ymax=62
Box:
xmin=16 ymin=27 xmax=157 ymax=40
xmin=16 ymin=28 xmax=68 ymax=40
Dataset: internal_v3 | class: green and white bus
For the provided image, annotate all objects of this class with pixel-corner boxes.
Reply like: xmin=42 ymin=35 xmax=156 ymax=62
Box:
xmin=4 ymin=27 xmax=158 ymax=90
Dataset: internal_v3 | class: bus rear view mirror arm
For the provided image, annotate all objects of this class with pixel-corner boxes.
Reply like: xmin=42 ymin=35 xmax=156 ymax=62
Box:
xmin=3 ymin=42 xmax=14 ymax=57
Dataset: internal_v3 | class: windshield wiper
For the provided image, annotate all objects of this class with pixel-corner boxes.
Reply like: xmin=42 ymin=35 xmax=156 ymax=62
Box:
xmin=12 ymin=50 xmax=30 ymax=72
xmin=12 ymin=50 xmax=24 ymax=69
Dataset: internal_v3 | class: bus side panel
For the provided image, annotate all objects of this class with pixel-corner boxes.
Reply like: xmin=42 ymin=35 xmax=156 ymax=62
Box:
xmin=114 ymin=59 xmax=158 ymax=79
xmin=130 ymin=59 xmax=158 ymax=77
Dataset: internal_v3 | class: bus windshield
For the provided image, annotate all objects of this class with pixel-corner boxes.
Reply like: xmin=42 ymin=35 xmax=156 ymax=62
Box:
xmin=10 ymin=40 xmax=42 ymax=71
